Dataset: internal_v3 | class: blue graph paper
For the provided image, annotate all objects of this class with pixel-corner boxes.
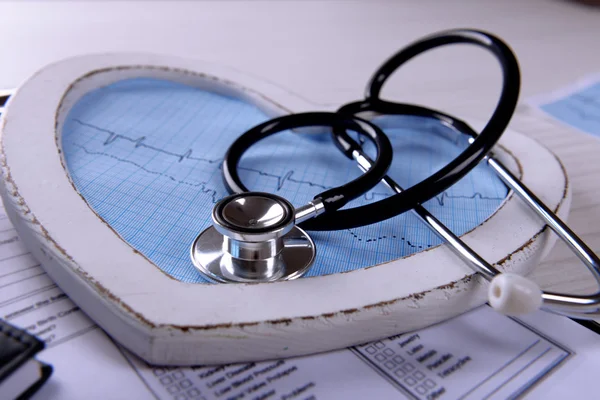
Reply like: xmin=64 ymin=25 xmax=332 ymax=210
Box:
xmin=61 ymin=78 xmax=508 ymax=283
xmin=539 ymin=80 xmax=600 ymax=137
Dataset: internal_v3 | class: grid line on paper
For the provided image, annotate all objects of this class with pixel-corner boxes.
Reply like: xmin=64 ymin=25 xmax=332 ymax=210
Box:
xmin=61 ymin=78 xmax=508 ymax=283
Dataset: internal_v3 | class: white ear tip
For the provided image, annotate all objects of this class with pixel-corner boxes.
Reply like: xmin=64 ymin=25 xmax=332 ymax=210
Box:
xmin=488 ymin=273 xmax=543 ymax=316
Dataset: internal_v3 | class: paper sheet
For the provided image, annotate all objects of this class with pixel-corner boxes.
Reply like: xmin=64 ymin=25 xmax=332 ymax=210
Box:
xmin=1 ymin=206 xmax=599 ymax=400
xmin=528 ymin=73 xmax=600 ymax=138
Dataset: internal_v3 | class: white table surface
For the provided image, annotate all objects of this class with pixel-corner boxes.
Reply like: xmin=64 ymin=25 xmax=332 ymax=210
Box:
xmin=1 ymin=0 xmax=599 ymax=295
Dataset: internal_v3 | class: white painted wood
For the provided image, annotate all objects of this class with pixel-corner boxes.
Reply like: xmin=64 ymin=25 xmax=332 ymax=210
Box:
xmin=0 ymin=53 xmax=569 ymax=365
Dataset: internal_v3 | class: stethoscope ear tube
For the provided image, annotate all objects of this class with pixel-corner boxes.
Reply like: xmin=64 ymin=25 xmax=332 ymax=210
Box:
xmin=302 ymin=29 xmax=520 ymax=231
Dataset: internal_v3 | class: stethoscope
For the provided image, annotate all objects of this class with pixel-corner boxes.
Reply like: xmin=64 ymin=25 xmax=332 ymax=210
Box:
xmin=190 ymin=29 xmax=600 ymax=319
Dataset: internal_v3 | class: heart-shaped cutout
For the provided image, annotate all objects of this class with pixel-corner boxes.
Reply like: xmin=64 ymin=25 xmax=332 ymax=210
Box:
xmin=61 ymin=77 xmax=509 ymax=283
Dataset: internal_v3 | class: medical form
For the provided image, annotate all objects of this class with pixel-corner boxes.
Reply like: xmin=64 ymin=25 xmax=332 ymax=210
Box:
xmin=1 ymin=201 xmax=599 ymax=399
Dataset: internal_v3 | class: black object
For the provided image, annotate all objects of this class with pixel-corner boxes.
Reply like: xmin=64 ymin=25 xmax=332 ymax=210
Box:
xmin=573 ymin=318 xmax=600 ymax=335
xmin=223 ymin=29 xmax=520 ymax=231
xmin=223 ymin=112 xmax=393 ymax=213
xmin=0 ymin=319 xmax=52 ymax=400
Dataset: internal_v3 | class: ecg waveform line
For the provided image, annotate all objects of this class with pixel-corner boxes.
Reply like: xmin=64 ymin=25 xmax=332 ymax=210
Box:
xmin=239 ymin=167 xmax=329 ymax=191
xmin=72 ymin=119 xmax=336 ymax=191
xmin=346 ymin=229 xmax=433 ymax=249
xmin=71 ymin=143 xmax=437 ymax=248
xmin=69 ymin=119 xmax=505 ymax=205
xmin=67 ymin=117 xmax=508 ymax=248
xmin=73 ymin=144 xmax=221 ymax=203
xmin=365 ymin=191 xmax=504 ymax=206
xmin=73 ymin=119 xmax=222 ymax=164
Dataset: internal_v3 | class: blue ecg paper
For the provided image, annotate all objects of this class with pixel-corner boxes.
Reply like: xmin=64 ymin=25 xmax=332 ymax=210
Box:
xmin=537 ymin=78 xmax=600 ymax=137
xmin=62 ymin=78 xmax=508 ymax=283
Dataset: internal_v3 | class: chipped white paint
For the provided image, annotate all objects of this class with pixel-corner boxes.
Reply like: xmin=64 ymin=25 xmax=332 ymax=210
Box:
xmin=0 ymin=54 xmax=569 ymax=365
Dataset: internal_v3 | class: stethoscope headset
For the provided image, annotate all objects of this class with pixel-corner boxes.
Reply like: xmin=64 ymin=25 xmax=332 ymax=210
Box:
xmin=190 ymin=29 xmax=600 ymax=319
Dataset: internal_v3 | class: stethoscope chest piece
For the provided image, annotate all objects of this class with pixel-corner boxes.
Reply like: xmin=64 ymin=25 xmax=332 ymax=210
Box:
xmin=191 ymin=192 xmax=316 ymax=283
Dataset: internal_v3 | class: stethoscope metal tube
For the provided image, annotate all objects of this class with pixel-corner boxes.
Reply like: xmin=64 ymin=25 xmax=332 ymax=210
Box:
xmin=343 ymin=132 xmax=540 ymax=314
xmin=345 ymin=128 xmax=600 ymax=318
xmin=329 ymin=27 xmax=600 ymax=319
xmin=487 ymin=156 xmax=600 ymax=318
xmin=351 ymin=147 xmax=502 ymax=282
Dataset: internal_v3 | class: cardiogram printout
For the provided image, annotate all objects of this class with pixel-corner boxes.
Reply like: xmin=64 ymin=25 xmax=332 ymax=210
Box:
xmin=61 ymin=78 xmax=508 ymax=283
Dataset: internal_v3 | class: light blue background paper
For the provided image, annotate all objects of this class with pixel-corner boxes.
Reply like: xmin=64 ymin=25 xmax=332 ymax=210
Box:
xmin=62 ymin=78 xmax=508 ymax=283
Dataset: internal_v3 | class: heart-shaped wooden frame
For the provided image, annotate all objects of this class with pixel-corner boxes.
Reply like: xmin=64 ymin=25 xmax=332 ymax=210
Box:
xmin=0 ymin=53 xmax=569 ymax=365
